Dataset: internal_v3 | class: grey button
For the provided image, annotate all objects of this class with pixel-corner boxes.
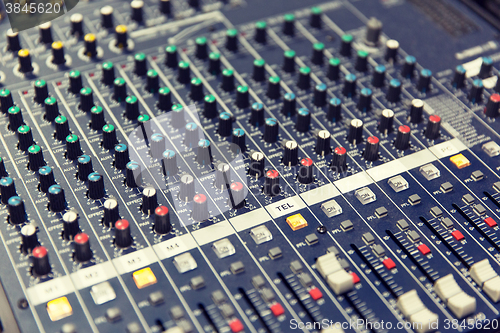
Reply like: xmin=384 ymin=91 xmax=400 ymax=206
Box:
xmin=441 ymin=217 xmax=453 ymax=229
xmin=230 ymin=261 xmax=245 ymax=275
xmin=170 ymin=305 xmax=185 ymax=320
xmin=260 ymin=287 xmax=275 ymax=303
xmin=220 ymin=304 xmax=235 ymax=319
xmin=268 ymin=247 xmax=283 ymax=260
xmin=363 ymin=232 xmax=375 ymax=244
xmin=61 ymin=323 xmax=77 ymax=333
xmin=190 ymin=276 xmax=205 ymax=290
xmin=105 ymin=307 xmax=122 ymax=322
xmin=373 ymin=244 xmax=385 ymax=256
xmin=321 ymin=199 xmax=342 ymax=217
xmin=340 ymin=219 xmax=353 ymax=231
xmin=494 ymin=181 xmax=500 ymax=193
xmin=126 ymin=322 xmax=143 ymax=333
xmin=252 ymin=275 xmax=266 ymax=289
xmin=408 ymin=230 xmax=420 ymax=242
xmin=355 ymin=187 xmax=377 ymax=205
xmin=339 ymin=258 xmax=350 ymax=270
xmin=290 ymin=260 xmax=303 ymax=274
xmin=305 ymin=233 xmax=319 ymax=246
xmin=408 ymin=194 xmax=421 ymax=205
xmin=211 ymin=290 xmax=226 ymax=305
xmin=440 ymin=182 xmax=453 ymax=193
xmin=397 ymin=219 xmax=409 ymax=231
xmin=430 ymin=206 xmax=442 ymax=218
xmin=327 ymin=246 xmax=340 ymax=256
xmin=299 ymin=273 xmax=313 ymax=287
xmin=471 ymin=170 xmax=484 ymax=181
xmin=462 ymin=194 xmax=474 ymax=205
xmin=474 ymin=204 xmax=487 ymax=216
xmin=90 ymin=281 xmax=116 ymax=305
xmin=148 ymin=291 xmax=165 ymax=306
xmin=420 ymin=163 xmax=440 ymax=180
xmin=177 ymin=319 xmax=194 ymax=333
xmin=375 ymin=206 xmax=388 ymax=218
xmin=387 ymin=175 xmax=409 ymax=192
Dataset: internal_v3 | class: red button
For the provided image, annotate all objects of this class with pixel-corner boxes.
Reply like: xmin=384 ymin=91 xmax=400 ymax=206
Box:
xmin=309 ymin=287 xmax=323 ymax=301
xmin=382 ymin=258 xmax=396 ymax=270
xmin=229 ymin=319 xmax=244 ymax=333
xmin=270 ymin=303 xmax=285 ymax=316
xmin=418 ymin=244 xmax=431 ymax=255
xmin=485 ymin=217 xmax=497 ymax=227
xmin=351 ymin=272 xmax=360 ymax=284
xmin=452 ymin=230 xmax=464 ymax=241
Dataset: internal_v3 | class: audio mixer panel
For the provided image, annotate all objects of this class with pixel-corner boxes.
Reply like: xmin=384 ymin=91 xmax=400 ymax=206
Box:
xmin=1 ymin=0 xmax=500 ymax=332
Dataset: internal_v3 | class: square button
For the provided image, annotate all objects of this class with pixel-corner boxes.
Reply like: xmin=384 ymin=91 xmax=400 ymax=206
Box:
xmin=362 ymin=232 xmax=375 ymax=245
xmin=270 ymin=303 xmax=284 ymax=316
xmin=321 ymin=199 xmax=342 ymax=217
xmin=387 ymin=175 xmax=409 ymax=193
xmin=173 ymin=252 xmax=198 ymax=274
xmin=339 ymin=258 xmax=350 ymax=270
xmin=268 ymin=247 xmax=283 ymax=260
xmin=327 ymin=246 xmax=340 ymax=256
xmin=471 ymin=170 xmax=484 ymax=181
xmin=126 ymin=322 xmax=142 ymax=333
xmin=375 ymin=206 xmax=388 ymax=218
xmin=440 ymin=182 xmax=453 ymax=193
xmin=229 ymin=319 xmax=244 ymax=333
xmin=260 ymin=288 xmax=274 ymax=303
xmin=474 ymin=204 xmax=487 ymax=216
xmin=190 ymin=275 xmax=205 ymax=290
xmin=397 ymin=219 xmax=409 ymax=231
xmin=148 ymin=291 xmax=165 ymax=306
xmin=299 ymin=273 xmax=313 ymax=287
xmin=408 ymin=194 xmax=421 ymax=206
xmin=373 ymin=244 xmax=385 ymax=257
xmin=418 ymin=244 xmax=431 ymax=255
xmin=105 ymin=307 xmax=122 ymax=322
xmin=133 ymin=267 xmax=157 ymax=289
xmin=340 ymin=220 xmax=353 ymax=231
xmin=220 ymin=304 xmax=235 ymax=319
xmin=452 ymin=230 xmax=464 ymax=241
xmin=351 ymin=272 xmax=360 ymax=284
xmin=47 ymin=297 xmax=73 ymax=322
xmin=494 ymin=181 xmax=500 ymax=193
xmin=485 ymin=217 xmax=497 ymax=227
xmin=286 ymin=213 xmax=308 ymax=231
xmin=90 ymin=281 xmax=116 ymax=305
xmin=170 ymin=305 xmax=185 ymax=320
xmin=382 ymin=258 xmax=396 ymax=270
xmin=309 ymin=287 xmax=323 ymax=301
xmin=230 ymin=261 xmax=245 ymax=275
xmin=430 ymin=206 xmax=442 ymax=218
xmin=290 ymin=260 xmax=303 ymax=274
xmin=462 ymin=194 xmax=474 ymax=205
xmin=441 ymin=217 xmax=453 ymax=229
xmin=250 ymin=225 xmax=273 ymax=244
xmin=252 ymin=275 xmax=266 ymax=289
xmin=211 ymin=290 xmax=227 ymax=305
xmin=305 ymin=233 xmax=319 ymax=246
xmin=450 ymin=153 xmax=470 ymax=169
xmin=408 ymin=230 xmax=420 ymax=242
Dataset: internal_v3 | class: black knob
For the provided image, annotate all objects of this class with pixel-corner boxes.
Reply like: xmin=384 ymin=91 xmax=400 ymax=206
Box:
xmin=263 ymin=170 xmax=280 ymax=196
xmin=236 ymin=85 xmax=249 ymax=108
xmin=178 ymin=61 xmax=191 ymax=84
xmin=18 ymin=49 xmax=33 ymax=73
xmin=249 ymin=151 xmax=265 ymax=178
xmin=124 ymin=95 xmax=139 ymax=120
xmin=70 ymin=13 xmax=84 ymax=36
xmin=32 ymin=246 xmax=51 ymax=276
xmin=79 ymin=87 xmax=94 ymax=113
xmin=34 ymin=80 xmax=49 ymax=104
xmin=417 ymin=69 xmax=432 ymax=93
xmin=162 ymin=150 xmax=178 ymax=177
xmin=158 ymin=87 xmax=172 ymax=111
xmin=282 ymin=93 xmax=296 ymax=117
xmin=479 ymin=56 xmax=493 ymax=79
xmin=253 ymin=58 xmax=266 ymax=82
xmin=379 ymin=109 xmax=394 ymax=135
xmin=131 ymin=0 xmax=144 ymax=22
xmin=452 ymin=65 xmax=466 ymax=89
xmin=190 ymin=77 xmax=203 ymax=101
xmin=171 ymin=104 xmax=185 ymax=129
xmin=327 ymin=98 xmax=342 ymax=122
xmin=355 ymin=50 xmax=368 ymax=72
xmin=425 ymin=115 xmax=441 ymax=140
xmin=102 ymin=124 xmax=117 ymax=150
xmin=312 ymin=42 xmax=324 ymax=65
xmin=283 ymin=140 xmax=298 ymax=167
xmin=204 ymin=94 xmax=217 ymax=118
xmin=114 ymin=143 xmax=130 ymax=170
xmin=28 ymin=145 xmax=46 ymax=171
xmin=39 ymin=166 xmax=55 ymax=193
xmin=226 ymin=29 xmax=238 ymax=52
xmin=115 ymin=25 xmax=128 ymax=48
xmin=113 ymin=77 xmax=127 ymax=102
xmin=66 ymin=134 xmax=82 ymax=160
xmin=222 ymin=69 xmax=235 ymax=91
xmin=165 ymin=45 xmax=178 ymax=68
xmin=100 ymin=5 xmax=114 ymax=29
xmin=365 ymin=17 xmax=382 ymax=46
xmin=218 ymin=112 xmax=232 ymax=137
xmin=208 ymin=52 xmax=221 ymax=75
xmin=48 ymin=184 xmax=66 ymax=212
xmin=154 ymin=205 xmax=171 ymax=234
xmin=88 ymin=172 xmax=105 ymax=200
xmin=160 ymin=0 xmax=171 ymax=14
xmin=133 ymin=52 xmax=147 ymax=76
xmin=21 ymin=224 xmax=38 ymax=253
xmin=150 ymin=133 xmax=165 ymax=159
xmin=283 ymin=13 xmax=295 ymax=36
xmin=51 ymin=41 xmax=66 ymax=65
xmin=231 ymin=128 xmax=246 ymax=153
xmin=296 ymin=108 xmax=310 ymax=133
xmin=401 ymin=55 xmax=416 ymax=78
xmin=188 ymin=0 xmax=199 ymax=7
xmin=8 ymin=106 xmax=24 ymax=132
xmin=264 ymin=118 xmax=279 ymax=143
xmin=77 ymin=155 xmax=93 ymax=182
xmin=327 ymin=57 xmax=340 ymax=80
xmin=310 ymin=6 xmax=322 ymax=28
xmin=342 ymin=74 xmax=357 ymax=98
xmin=197 ymin=139 xmax=212 ymax=166
xmin=409 ymin=99 xmax=424 ymax=124
xmin=83 ymin=35 xmax=97 ymax=59
xmin=0 ymin=177 xmax=16 ymax=204
xmin=0 ymin=89 xmax=13 ymax=114
xmin=384 ymin=39 xmax=399 ymax=62
xmin=62 ymin=211 xmax=80 ymax=240
xmin=103 ymin=198 xmax=120 ymax=228
xmin=101 ymin=61 xmax=115 ymax=86
xmin=229 ymin=182 xmax=246 ymax=209
xmin=185 ymin=122 xmax=200 ymax=149
xmin=251 ymin=102 xmax=265 ymax=127
xmin=395 ymin=125 xmax=411 ymax=150
xmin=195 ymin=36 xmax=208 ymax=59
xmin=255 ymin=21 xmax=267 ymax=44
xmin=267 ymin=76 xmax=281 ymax=99
xmin=179 ymin=174 xmax=195 ymax=202
xmin=8 ymin=196 xmax=26 ymax=224
xmin=332 ymin=147 xmax=347 ymax=172
xmin=44 ymin=97 xmax=59 ymax=122
xmin=372 ymin=65 xmax=385 ymax=88
xmin=469 ymin=79 xmax=483 ymax=104
xmin=298 ymin=67 xmax=311 ymax=90
xmin=6 ymin=29 xmax=21 ymax=52
xmin=126 ymin=161 xmax=141 ymax=188
xmin=90 ymin=106 xmax=105 ymax=131
xmin=146 ymin=70 xmax=159 ymax=93
xmin=39 ymin=22 xmax=53 ymax=44
xmin=314 ymin=83 xmax=327 ymax=107
xmin=485 ymin=93 xmax=500 ymax=118
xmin=69 ymin=70 xmax=83 ymax=95
xmin=193 ymin=194 xmax=209 ymax=221
xmin=340 ymin=34 xmax=353 ymax=57
xmin=214 ymin=162 xmax=231 ymax=190
xmin=357 ymin=88 xmax=372 ymax=112
xmin=363 ymin=136 xmax=379 ymax=161
xmin=74 ymin=233 xmax=92 ymax=262
xmin=115 ymin=219 xmax=132 ymax=248
xmin=0 ymin=158 xmax=6 ymax=178
xmin=17 ymin=125 xmax=33 ymax=151
xmin=386 ymin=79 xmax=402 ymax=103
xmin=298 ymin=158 xmax=314 ymax=184
xmin=316 ymin=130 xmax=331 ymax=156
xmin=142 ymin=186 xmax=158 ymax=215
xmin=348 ymin=119 xmax=363 ymax=145
xmin=283 ymin=50 xmax=296 ymax=73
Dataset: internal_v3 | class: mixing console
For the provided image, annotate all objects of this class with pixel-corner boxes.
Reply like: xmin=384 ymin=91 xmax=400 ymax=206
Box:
xmin=2 ymin=0 xmax=500 ymax=332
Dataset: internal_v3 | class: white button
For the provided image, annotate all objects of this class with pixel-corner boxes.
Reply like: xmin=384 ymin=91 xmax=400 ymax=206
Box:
xmin=447 ymin=292 xmax=476 ymax=318
xmin=419 ymin=163 xmax=440 ymax=181
xmin=326 ymin=269 xmax=353 ymax=295
xmin=316 ymin=253 xmax=341 ymax=278
xmin=396 ymin=290 xmax=426 ymax=317
xmin=90 ymin=281 xmax=116 ymax=305
xmin=354 ymin=187 xmax=376 ymax=205
xmin=483 ymin=275 xmax=500 ymax=302
xmin=321 ymin=199 xmax=342 ymax=218
xmin=409 ymin=308 xmax=439 ymax=333
xmin=212 ymin=238 xmax=235 ymax=259
xmin=387 ymin=175 xmax=409 ymax=192
xmin=482 ymin=141 xmax=500 ymax=157
xmin=470 ymin=259 xmax=498 ymax=286
xmin=173 ymin=252 xmax=197 ymax=274
xmin=250 ymin=225 xmax=273 ymax=245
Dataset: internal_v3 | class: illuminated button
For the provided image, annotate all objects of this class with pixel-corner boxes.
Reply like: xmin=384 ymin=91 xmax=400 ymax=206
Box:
xmin=286 ymin=213 xmax=308 ymax=231
xmin=450 ymin=153 xmax=470 ymax=169
xmin=229 ymin=319 xmax=244 ymax=333
xmin=212 ymin=238 xmax=235 ymax=259
xmin=351 ymin=272 xmax=360 ymax=284
xmin=173 ymin=252 xmax=197 ymax=273
xmin=90 ymin=281 xmax=116 ymax=305
xmin=452 ymin=230 xmax=464 ymax=241
xmin=485 ymin=217 xmax=497 ymax=227
xmin=47 ymin=297 xmax=73 ymax=321
xmin=482 ymin=141 xmax=500 ymax=157
xmin=270 ymin=303 xmax=285 ymax=316
xmin=355 ymin=187 xmax=376 ymax=205
xmin=250 ymin=225 xmax=273 ymax=244
xmin=417 ymin=244 xmax=431 ymax=255
xmin=382 ymin=258 xmax=396 ymax=270
xmin=133 ymin=267 xmax=157 ymax=289
xmin=309 ymin=287 xmax=323 ymax=300
xmin=419 ymin=163 xmax=440 ymax=181
xmin=387 ymin=175 xmax=409 ymax=193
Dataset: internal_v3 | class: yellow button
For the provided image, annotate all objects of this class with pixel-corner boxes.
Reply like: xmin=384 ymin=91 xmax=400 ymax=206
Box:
xmin=18 ymin=49 xmax=29 ymax=58
xmin=52 ymin=41 xmax=63 ymax=50
xmin=116 ymin=25 xmax=127 ymax=34
xmin=133 ymin=267 xmax=157 ymax=289
xmin=84 ymin=33 xmax=96 ymax=43
xmin=450 ymin=153 xmax=470 ymax=169
xmin=47 ymin=296 xmax=73 ymax=321
xmin=286 ymin=213 xmax=308 ymax=231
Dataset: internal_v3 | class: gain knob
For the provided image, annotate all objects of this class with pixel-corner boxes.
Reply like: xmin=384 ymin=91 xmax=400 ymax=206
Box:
xmin=154 ymin=206 xmax=171 ymax=234
xmin=297 ymin=158 xmax=314 ymax=184
xmin=91 ymin=106 xmax=105 ymax=131
xmin=8 ymin=196 xmax=26 ymax=225
xmin=316 ymin=130 xmax=331 ymax=156
xmin=70 ymin=13 xmax=84 ymax=37
xmin=125 ymin=96 xmax=139 ymax=120
xmin=18 ymin=49 xmax=33 ymax=73
xmin=263 ymin=170 xmax=280 ymax=196
xmin=249 ymin=151 xmax=265 ymax=178
xmin=48 ymin=184 xmax=66 ymax=212
xmin=218 ymin=112 xmax=233 ymax=137
xmin=88 ymin=172 xmax=105 ymax=200
xmin=395 ymin=125 xmax=411 ymax=150
xmin=485 ymin=93 xmax=500 ymax=118
xmin=425 ymin=115 xmax=441 ymax=140
xmin=39 ymin=22 xmax=53 ymax=44
xmin=222 ymin=69 xmax=235 ymax=91
xmin=32 ymin=246 xmax=51 ymax=276
xmin=179 ymin=174 xmax=195 ymax=202
xmin=38 ymin=166 xmax=55 ymax=193
xmin=379 ymin=109 xmax=394 ymax=135
xmin=115 ymin=25 xmax=128 ymax=49
xmin=332 ymin=147 xmax=347 ymax=172
xmin=282 ymin=140 xmax=298 ymax=167
xmin=103 ymin=198 xmax=120 ymax=228
xmin=62 ymin=210 xmax=80 ymax=241
xmin=251 ymin=102 xmax=265 ymax=127
xmin=283 ymin=50 xmax=296 ymax=73
xmin=196 ymin=139 xmax=212 ymax=166
xmin=74 ymin=233 xmax=92 ymax=262
xmin=297 ymin=67 xmax=311 ymax=90
xmin=114 ymin=143 xmax=130 ymax=170
xmin=193 ymin=194 xmax=209 ymax=222
xmin=115 ymin=219 xmax=132 ymax=247
xmin=79 ymin=87 xmax=94 ymax=112
xmin=363 ymin=136 xmax=379 ymax=161
xmin=264 ymin=118 xmax=279 ymax=143
xmin=21 ymin=224 xmax=38 ymax=253
xmin=348 ymin=119 xmax=363 ymax=145
xmin=113 ymin=77 xmax=127 ymax=102
xmin=0 ymin=177 xmax=17 ymax=204
xmin=214 ymin=163 xmax=231 ymax=191
xmin=296 ymin=108 xmax=310 ymax=133
xmin=162 ymin=150 xmax=178 ymax=177
xmin=142 ymin=186 xmax=158 ymax=215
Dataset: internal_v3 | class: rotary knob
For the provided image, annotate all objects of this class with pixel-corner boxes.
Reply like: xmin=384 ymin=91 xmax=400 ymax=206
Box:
xmin=39 ymin=22 xmax=53 ymax=44
xmin=365 ymin=17 xmax=382 ymax=46
xmin=249 ymin=151 xmax=265 ymax=178
xmin=386 ymin=79 xmax=401 ymax=103
xmin=114 ymin=143 xmax=130 ymax=170
xmin=34 ymin=80 xmax=49 ymax=104
xmin=296 ymin=108 xmax=310 ymax=133
xmin=21 ymin=224 xmax=38 ymax=253
xmin=204 ymin=94 xmax=217 ymax=118
xmin=146 ymin=70 xmax=159 ymax=93
xmin=214 ymin=163 xmax=231 ymax=191
xmin=178 ymin=61 xmax=191 ymax=84
xmin=84 ymin=34 xmax=97 ymax=58
xmin=236 ymin=85 xmax=250 ymax=108
xmin=282 ymin=93 xmax=296 ymax=117
xmin=283 ymin=141 xmax=298 ymax=167
xmin=385 ymin=39 xmax=399 ymax=62
xmin=479 ymin=56 xmax=493 ymax=79
xmin=222 ymin=69 xmax=235 ymax=92
xmin=355 ymin=50 xmax=368 ymax=72
xmin=312 ymin=43 xmax=324 ymax=65
xmin=165 ymin=45 xmax=178 ymax=68
xmin=190 ymin=78 xmax=203 ymax=101
xmin=66 ymin=134 xmax=83 ymax=160
xmin=39 ymin=166 xmax=55 ymax=193
xmin=88 ymin=172 xmax=105 ymax=200
xmin=62 ymin=210 xmax=80 ymax=240
xmin=208 ymin=52 xmax=221 ymax=75
xmin=68 ymin=70 xmax=83 ymax=95
xmin=425 ymin=115 xmax=441 ymax=140
xmin=115 ymin=219 xmax=132 ymax=248
xmin=157 ymin=87 xmax=172 ymax=111
xmin=395 ymin=125 xmax=411 ymax=150
xmin=253 ymin=59 xmax=266 ymax=81
xmin=310 ymin=6 xmax=322 ymax=28
xmin=231 ymin=128 xmax=246 ymax=153
xmin=229 ymin=182 xmax=245 ymax=209
xmin=171 ymin=104 xmax=185 ymax=129
xmin=485 ymin=93 xmax=500 ymax=118
xmin=195 ymin=36 xmax=208 ymax=59
xmin=0 ymin=177 xmax=17 ymax=204
xmin=8 ymin=196 xmax=26 ymax=225
xmin=162 ymin=150 xmax=178 ymax=177
xmin=452 ymin=65 xmax=466 ymax=89
xmin=417 ymin=69 xmax=432 ymax=93
xmin=17 ymin=125 xmax=34 ymax=151
xmin=218 ymin=112 xmax=233 ymax=137
xmin=101 ymin=5 xmax=114 ymax=29
xmin=196 ymin=139 xmax=212 ymax=166
xmin=357 ymin=88 xmax=372 ymax=112
xmin=150 ymin=133 xmax=165 ymax=159
xmin=348 ymin=119 xmax=363 ymax=145
xmin=51 ymin=41 xmax=66 ymax=65
xmin=28 ymin=145 xmax=46 ymax=171
xmin=469 ymin=79 xmax=484 ymax=104
xmin=263 ymin=170 xmax=280 ymax=196
xmin=251 ymin=102 xmax=265 ymax=127
xmin=74 ymin=233 xmax=92 ymax=262
xmin=225 ymin=29 xmax=238 ymax=52
xmin=142 ymin=186 xmax=158 ymax=215
xmin=113 ymin=77 xmax=127 ymax=102
xmin=179 ymin=174 xmax=195 ymax=202
xmin=332 ymin=147 xmax=347 ymax=172
xmin=372 ymin=65 xmax=386 ymax=87
xmin=314 ymin=83 xmax=327 ymax=107
xmin=283 ymin=50 xmax=296 ymax=73
xmin=185 ymin=122 xmax=200 ymax=149
xmin=328 ymin=57 xmax=340 ymax=80
xmin=401 ymin=55 xmax=416 ymax=78
xmin=79 ymin=87 xmax=94 ymax=112
xmin=32 ymin=246 xmax=51 ymax=276
xmin=154 ymin=206 xmax=171 ymax=234
xmin=267 ymin=76 xmax=281 ymax=99
xmin=134 ymin=52 xmax=147 ymax=76
xmin=316 ymin=130 xmax=331 ymax=156
xmin=126 ymin=161 xmax=141 ymax=188
xmin=0 ymin=158 xmax=6 ymax=178
xmin=125 ymin=96 xmax=139 ymax=120
xmin=70 ymin=14 xmax=84 ymax=36
xmin=298 ymin=158 xmax=314 ymax=184
xmin=297 ymin=67 xmax=311 ymax=90
xmin=18 ymin=49 xmax=33 ymax=73
xmin=193 ymin=194 xmax=209 ymax=222
xmin=6 ymin=29 xmax=21 ymax=52
xmin=48 ymin=184 xmax=66 ymax=212
xmin=327 ymin=98 xmax=342 ymax=122
xmin=363 ymin=136 xmax=379 ymax=161
xmin=102 ymin=124 xmax=117 ymax=150
xmin=55 ymin=116 xmax=70 ymax=141
xmin=44 ymin=97 xmax=59 ymax=122
xmin=283 ymin=14 xmax=295 ymax=36
xmin=103 ymin=198 xmax=120 ymax=228
xmin=379 ymin=109 xmax=394 ymax=135
xmin=255 ymin=21 xmax=267 ymax=44
xmin=264 ymin=118 xmax=279 ymax=143
xmin=0 ymin=89 xmax=14 ymax=114
xmin=409 ymin=99 xmax=424 ymax=124
xmin=91 ymin=106 xmax=105 ymax=131
xmin=340 ymin=34 xmax=352 ymax=57
xmin=342 ymin=74 xmax=357 ymax=98
xmin=8 ymin=106 xmax=24 ymax=132
xmin=115 ymin=25 xmax=128 ymax=48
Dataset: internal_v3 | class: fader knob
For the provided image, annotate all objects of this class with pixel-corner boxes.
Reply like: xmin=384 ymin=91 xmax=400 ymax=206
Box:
xmin=88 ymin=172 xmax=105 ymax=200
xmin=102 ymin=124 xmax=117 ymax=150
xmin=48 ymin=184 xmax=66 ymax=212
xmin=0 ymin=89 xmax=14 ymax=114
xmin=179 ymin=174 xmax=195 ymax=202
xmin=6 ymin=29 xmax=21 ymax=52
xmin=103 ymin=198 xmax=120 ymax=228
xmin=342 ymin=74 xmax=357 ymax=98
xmin=310 ymin=6 xmax=322 ymax=28
xmin=32 ymin=246 xmax=51 ymax=276
xmin=264 ymin=118 xmax=279 ymax=143
xmin=296 ymin=108 xmax=310 ymax=133
xmin=165 ymin=45 xmax=178 ymax=68
xmin=479 ymin=56 xmax=493 ymax=79
xmin=379 ymin=109 xmax=394 ymax=135
xmin=365 ymin=17 xmax=382 ymax=46
xmin=267 ymin=76 xmax=281 ymax=99
xmin=384 ymin=39 xmax=399 ymax=62
xmin=8 ymin=106 xmax=24 ymax=132
xmin=231 ymin=128 xmax=246 ymax=153
xmin=218 ymin=112 xmax=233 ymax=137
xmin=115 ymin=219 xmax=132 ymax=247
xmin=214 ymin=163 xmax=230 ymax=190
xmin=18 ymin=49 xmax=33 ymax=73
xmin=236 ymin=85 xmax=249 ymax=108
xmin=208 ymin=52 xmax=221 ymax=75
xmin=195 ymin=36 xmax=208 ymax=59
xmin=395 ymin=125 xmax=411 ymax=150
xmin=348 ymin=119 xmax=363 ymax=145
xmin=327 ymin=98 xmax=342 ymax=122
xmin=154 ymin=206 xmax=171 ymax=234
xmin=363 ymin=136 xmax=379 ymax=161
xmin=142 ymin=186 xmax=158 ymax=215
xmin=39 ymin=166 xmax=55 ymax=193
xmin=314 ymin=83 xmax=327 ymax=107
xmin=263 ymin=170 xmax=280 ymax=196
xmin=66 ymin=134 xmax=83 ymax=160
xmin=469 ymin=79 xmax=484 ymax=104
xmin=34 ymin=80 xmax=49 ymax=104
xmin=28 ymin=145 xmax=46 ymax=171
xmin=251 ymin=102 xmax=265 ymax=127
xmin=158 ymin=87 xmax=172 ymax=111
xmin=162 ymin=150 xmax=178 ymax=177
xmin=417 ymin=69 xmax=432 ymax=93
xmin=39 ymin=22 xmax=53 ymax=44
xmin=283 ymin=93 xmax=296 ymax=117
xmin=126 ymin=161 xmax=141 ymax=188
xmin=485 ymin=94 xmax=500 ymax=118
xmin=298 ymin=158 xmax=314 ymax=184
xmin=44 ymin=97 xmax=59 ymax=122
xmin=452 ymin=65 xmax=466 ymax=89
xmin=316 ymin=130 xmax=331 ymax=156
xmin=409 ymin=99 xmax=424 ymax=124
xmin=249 ymin=151 xmax=265 ymax=178
xmin=225 ymin=29 xmax=238 ymax=52
xmin=79 ymin=87 xmax=94 ymax=112
xmin=332 ymin=147 xmax=347 ymax=172
xmin=8 ymin=196 xmax=26 ymax=225
xmin=386 ymin=79 xmax=401 ymax=103
xmin=21 ymin=225 xmax=38 ymax=253
xmin=357 ymin=88 xmax=372 ymax=112
xmin=193 ymin=194 xmax=209 ymax=222
xmin=114 ymin=144 xmax=130 ymax=170
xmin=283 ymin=141 xmax=298 ymax=166
xmin=17 ymin=125 xmax=33 ymax=151
xmin=255 ymin=21 xmax=267 ymax=44
xmin=78 ymin=155 xmax=93 ymax=182
xmin=74 ymin=233 xmax=92 ymax=262
xmin=283 ymin=13 xmax=295 ymax=36
xmin=62 ymin=211 xmax=80 ymax=240
xmin=101 ymin=6 xmax=114 ymax=28
xmin=196 ymin=139 xmax=212 ymax=166
xmin=425 ymin=115 xmax=441 ymax=140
